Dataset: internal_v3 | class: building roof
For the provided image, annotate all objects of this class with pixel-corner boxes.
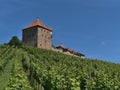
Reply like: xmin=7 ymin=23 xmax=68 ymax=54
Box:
xmin=24 ymin=19 xmax=52 ymax=31
xmin=56 ymin=45 xmax=85 ymax=56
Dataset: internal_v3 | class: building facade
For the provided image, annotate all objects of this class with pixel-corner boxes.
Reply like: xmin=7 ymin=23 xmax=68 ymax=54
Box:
xmin=54 ymin=45 xmax=85 ymax=58
xmin=22 ymin=19 xmax=52 ymax=50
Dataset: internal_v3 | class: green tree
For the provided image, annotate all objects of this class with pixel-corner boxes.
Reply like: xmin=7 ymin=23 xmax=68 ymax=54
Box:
xmin=8 ymin=36 xmax=22 ymax=47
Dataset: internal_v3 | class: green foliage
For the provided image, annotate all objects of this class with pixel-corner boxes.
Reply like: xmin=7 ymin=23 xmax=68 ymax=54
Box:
xmin=4 ymin=48 xmax=33 ymax=90
xmin=0 ymin=46 xmax=15 ymax=90
xmin=8 ymin=36 xmax=22 ymax=47
xmin=0 ymin=45 xmax=120 ymax=90
xmin=22 ymin=47 xmax=120 ymax=90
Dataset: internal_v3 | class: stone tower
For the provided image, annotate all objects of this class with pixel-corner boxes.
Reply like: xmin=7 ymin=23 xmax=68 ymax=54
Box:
xmin=22 ymin=19 xmax=53 ymax=50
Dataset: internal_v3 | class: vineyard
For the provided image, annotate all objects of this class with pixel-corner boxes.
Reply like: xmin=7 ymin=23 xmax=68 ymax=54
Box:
xmin=0 ymin=45 xmax=120 ymax=90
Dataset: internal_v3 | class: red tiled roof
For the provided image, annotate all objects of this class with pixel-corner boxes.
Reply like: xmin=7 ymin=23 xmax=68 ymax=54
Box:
xmin=56 ymin=45 xmax=85 ymax=56
xmin=24 ymin=19 xmax=52 ymax=31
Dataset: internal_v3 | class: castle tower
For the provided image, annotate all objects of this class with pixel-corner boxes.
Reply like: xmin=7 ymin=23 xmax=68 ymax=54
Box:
xmin=22 ymin=19 xmax=53 ymax=50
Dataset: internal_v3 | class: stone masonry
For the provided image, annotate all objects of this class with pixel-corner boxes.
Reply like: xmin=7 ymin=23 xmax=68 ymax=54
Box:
xmin=22 ymin=19 xmax=52 ymax=50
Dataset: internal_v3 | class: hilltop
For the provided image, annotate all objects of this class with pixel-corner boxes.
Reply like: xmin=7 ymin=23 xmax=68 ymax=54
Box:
xmin=0 ymin=45 xmax=120 ymax=90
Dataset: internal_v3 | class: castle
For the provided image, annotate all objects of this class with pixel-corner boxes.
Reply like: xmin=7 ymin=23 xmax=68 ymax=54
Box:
xmin=22 ymin=19 xmax=52 ymax=50
xmin=22 ymin=19 xmax=84 ymax=58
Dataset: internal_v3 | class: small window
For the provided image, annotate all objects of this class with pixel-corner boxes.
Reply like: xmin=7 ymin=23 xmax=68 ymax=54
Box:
xmin=40 ymin=44 xmax=42 ymax=46
xmin=45 ymin=40 xmax=47 ymax=43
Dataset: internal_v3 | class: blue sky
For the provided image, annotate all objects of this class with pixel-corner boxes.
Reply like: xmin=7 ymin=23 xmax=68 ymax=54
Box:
xmin=0 ymin=0 xmax=120 ymax=63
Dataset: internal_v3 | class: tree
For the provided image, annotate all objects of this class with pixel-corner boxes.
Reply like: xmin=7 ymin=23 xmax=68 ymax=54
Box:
xmin=8 ymin=36 xmax=22 ymax=47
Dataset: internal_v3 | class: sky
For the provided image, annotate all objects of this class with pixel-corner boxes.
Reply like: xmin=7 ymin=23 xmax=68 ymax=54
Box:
xmin=0 ymin=0 xmax=120 ymax=63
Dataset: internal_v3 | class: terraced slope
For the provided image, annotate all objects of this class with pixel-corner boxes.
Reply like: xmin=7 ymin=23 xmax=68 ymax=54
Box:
xmin=0 ymin=45 xmax=120 ymax=90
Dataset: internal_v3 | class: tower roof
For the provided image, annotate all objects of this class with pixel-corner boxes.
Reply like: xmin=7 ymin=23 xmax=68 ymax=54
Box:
xmin=24 ymin=19 xmax=52 ymax=31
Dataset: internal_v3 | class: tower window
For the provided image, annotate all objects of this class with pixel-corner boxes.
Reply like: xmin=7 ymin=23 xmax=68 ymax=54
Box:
xmin=45 ymin=40 xmax=47 ymax=43
xmin=40 ymin=44 xmax=42 ymax=46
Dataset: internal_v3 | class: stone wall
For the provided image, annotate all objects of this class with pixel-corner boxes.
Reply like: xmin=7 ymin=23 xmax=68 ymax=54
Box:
xmin=37 ymin=27 xmax=52 ymax=50
xmin=22 ymin=27 xmax=38 ymax=47
xmin=22 ymin=26 xmax=52 ymax=50
xmin=52 ymin=48 xmax=85 ymax=58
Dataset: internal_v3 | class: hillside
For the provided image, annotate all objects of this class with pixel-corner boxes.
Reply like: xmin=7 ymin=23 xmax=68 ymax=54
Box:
xmin=0 ymin=45 xmax=120 ymax=90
